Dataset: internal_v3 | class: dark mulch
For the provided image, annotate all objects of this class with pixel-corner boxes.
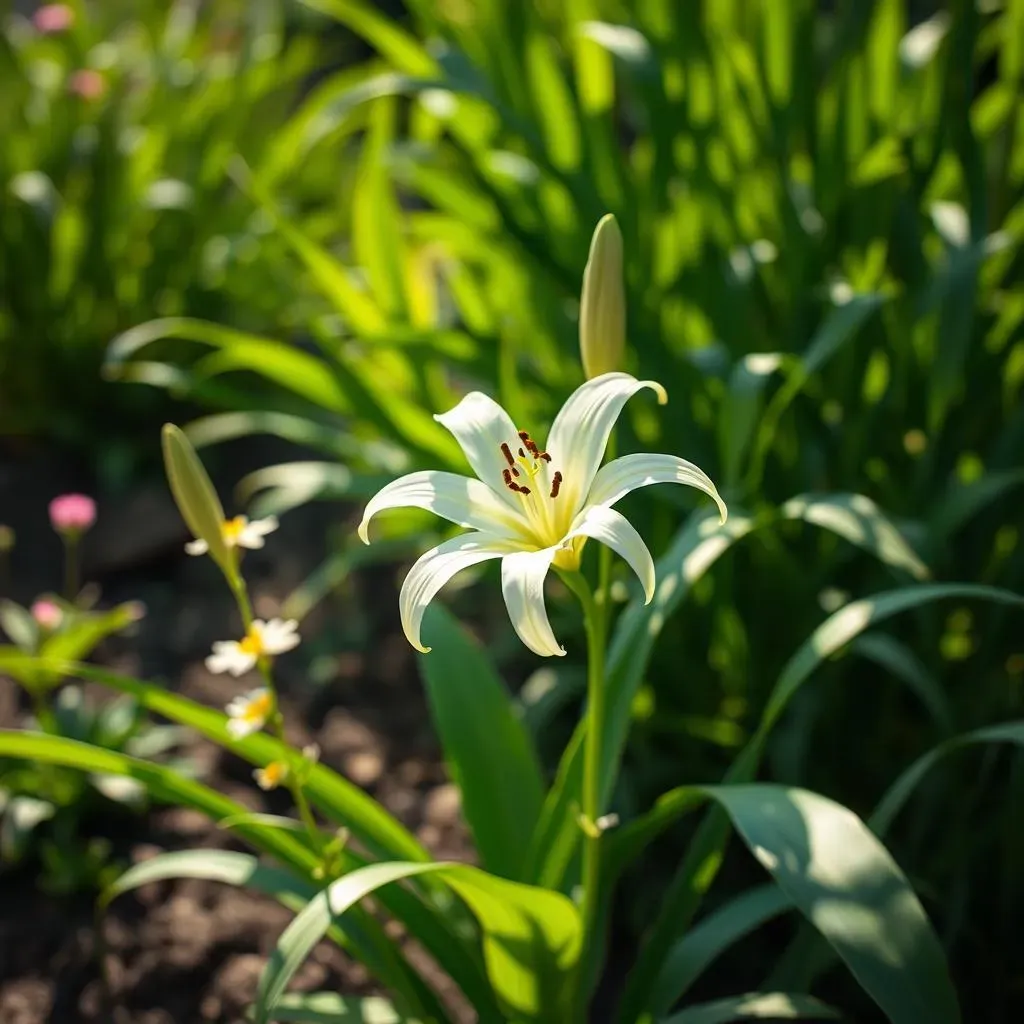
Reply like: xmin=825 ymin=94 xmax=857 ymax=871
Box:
xmin=0 ymin=440 xmax=476 ymax=1023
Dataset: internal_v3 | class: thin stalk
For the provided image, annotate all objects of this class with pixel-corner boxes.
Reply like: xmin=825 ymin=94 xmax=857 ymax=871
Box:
xmin=228 ymin=572 xmax=322 ymax=851
xmin=562 ymin=570 xmax=608 ymax=1020
xmin=63 ymin=535 xmax=79 ymax=601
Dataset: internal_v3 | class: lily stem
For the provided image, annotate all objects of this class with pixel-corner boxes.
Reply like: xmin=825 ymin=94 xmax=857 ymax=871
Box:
xmin=563 ymin=569 xmax=608 ymax=1020
xmin=228 ymin=572 xmax=322 ymax=853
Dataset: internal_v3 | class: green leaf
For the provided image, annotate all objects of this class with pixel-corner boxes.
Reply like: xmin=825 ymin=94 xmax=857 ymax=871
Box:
xmin=104 ymin=848 xmax=316 ymax=909
xmin=649 ymin=886 xmax=794 ymax=1016
xmin=527 ymin=494 xmax=931 ymax=891
xmin=418 ymin=606 xmax=545 ymax=881
xmin=0 ymin=600 xmax=38 ymax=651
xmin=21 ymin=663 xmax=497 ymax=1016
xmin=272 ymin=992 xmax=421 ymax=1022
xmin=761 ymin=585 xmax=1024 ymax=734
xmin=747 ymin=295 xmax=883 ymax=490
xmin=617 ymin=785 xmax=958 ymax=1024
xmin=299 ymin=0 xmax=436 ymax=77
xmin=779 ymin=494 xmax=928 ymax=580
xmin=872 ymin=720 xmax=1024 ymax=836
xmin=0 ymin=730 xmax=317 ymax=873
xmin=256 ymin=861 xmax=580 ymax=1024
xmin=109 ymin=319 xmax=349 ymax=413
xmin=774 ymin=721 xmax=1024 ymax=996
xmin=851 ymin=632 xmax=953 ymax=733
xmin=663 ymin=992 xmax=838 ymax=1023
xmin=617 ymin=585 xmax=1022 ymax=1024
xmin=715 ymin=786 xmax=959 ymax=1024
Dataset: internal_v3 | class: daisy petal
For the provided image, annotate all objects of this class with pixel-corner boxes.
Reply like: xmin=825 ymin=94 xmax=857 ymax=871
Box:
xmin=546 ymin=373 xmax=667 ymax=514
xmin=238 ymin=516 xmax=279 ymax=549
xmin=185 ymin=538 xmax=209 ymax=556
xmin=257 ymin=618 xmax=300 ymax=655
xmin=569 ymin=505 xmax=656 ymax=603
xmin=359 ymin=470 xmax=525 ymax=543
xmin=500 ymin=548 xmax=565 ymax=658
xmin=587 ymin=453 xmax=728 ymax=523
xmin=435 ymin=392 xmax=523 ymax=509
xmin=228 ymin=716 xmax=261 ymax=739
xmin=206 ymin=642 xmax=256 ymax=677
xmin=400 ymin=534 xmax=515 ymax=653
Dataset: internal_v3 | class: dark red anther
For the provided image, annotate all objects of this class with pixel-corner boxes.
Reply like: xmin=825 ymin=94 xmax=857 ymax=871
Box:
xmin=518 ymin=430 xmax=531 ymax=443
xmin=520 ymin=486 xmax=532 ymax=496
xmin=518 ymin=447 xmax=526 ymax=458
xmin=549 ymin=471 xmax=562 ymax=499
xmin=502 ymin=469 xmax=513 ymax=487
xmin=500 ymin=442 xmax=515 ymax=466
xmin=539 ymin=452 xmax=552 ymax=462
xmin=511 ymin=466 xmax=520 ymax=477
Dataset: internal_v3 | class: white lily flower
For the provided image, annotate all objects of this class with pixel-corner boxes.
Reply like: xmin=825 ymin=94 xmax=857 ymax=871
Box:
xmin=224 ymin=687 xmax=273 ymax=738
xmin=359 ymin=372 xmax=727 ymax=657
xmin=206 ymin=618 xmax=300 ymax=678
xmin=185 ymin=514 xmax=279 ymax=556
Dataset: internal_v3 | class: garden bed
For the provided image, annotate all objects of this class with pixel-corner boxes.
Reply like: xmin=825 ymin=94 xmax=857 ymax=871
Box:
xmin=0 ymin=441 xmax=475 ymax=1023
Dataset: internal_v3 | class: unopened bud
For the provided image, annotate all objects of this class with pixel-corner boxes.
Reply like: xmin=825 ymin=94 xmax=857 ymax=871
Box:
xmin=161 ymin=424 xmax=232 ymax=575
xmin=579 ymin=214 xmax=626 ymax=379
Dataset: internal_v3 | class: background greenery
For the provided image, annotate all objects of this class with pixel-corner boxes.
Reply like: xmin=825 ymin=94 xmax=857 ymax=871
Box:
xmin=2 ymin=0 xmax=1023 ymax=1019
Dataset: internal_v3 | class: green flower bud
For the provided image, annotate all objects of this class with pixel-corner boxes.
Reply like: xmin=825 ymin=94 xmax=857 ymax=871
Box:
xmin=579 ymin=213 xmax=626 ymax=379
xmin=161 ymin=424 xmax=232 ymax=576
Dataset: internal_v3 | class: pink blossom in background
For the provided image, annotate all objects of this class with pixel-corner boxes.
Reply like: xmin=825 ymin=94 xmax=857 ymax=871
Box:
xmin=32 ymin=4 xmax=74 ymax=34
xmin=31 ymin=599 xmax=64 ymax=631
xmin=68 ymin=69 xmax=105 ymax=101
xmin=49 ymin=493 xmax=96 ymax=534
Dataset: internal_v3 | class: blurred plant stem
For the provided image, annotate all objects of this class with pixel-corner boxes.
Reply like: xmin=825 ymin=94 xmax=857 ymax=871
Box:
xmin=228 ymin=573 xmax=322 ymax=853
xmin=62 ymin=535 xmax=79 ymax=602
xmin=561 ymin=567 xmax=608 ymax=1020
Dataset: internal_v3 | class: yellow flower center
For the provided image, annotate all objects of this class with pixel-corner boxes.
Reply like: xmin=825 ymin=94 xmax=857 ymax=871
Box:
xmin=222 ymin=516 xmax=248 ymax=545
xmin=260 ymin=761 xmax=288 ymax=787
xmin=240 ymin=689 xmax=272 ymax=722
xmin=238 ymin=626 xmax=264 ymax=659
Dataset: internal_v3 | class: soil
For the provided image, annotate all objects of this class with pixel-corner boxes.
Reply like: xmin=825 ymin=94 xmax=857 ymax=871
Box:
xmin=0 ymin=438 xmax=477 ymax=1024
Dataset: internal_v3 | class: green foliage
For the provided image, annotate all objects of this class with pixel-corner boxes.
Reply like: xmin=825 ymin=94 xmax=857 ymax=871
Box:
xmin=1 ymin=0 xmax=1021 ymax=1021
xmin=0 ymin=0 xmax=323 ymax=469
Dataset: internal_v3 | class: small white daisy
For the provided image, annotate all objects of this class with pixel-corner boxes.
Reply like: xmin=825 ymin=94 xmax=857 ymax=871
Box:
xmin=254 ymin=760 xmax=289 ymax=791
xmin=186 ymin=514 xmax=279 ymax=557
xmin=224 ymin=687 xmax=274 ymax=739
xmin=206 ymin=618 xmax=300 ymax=678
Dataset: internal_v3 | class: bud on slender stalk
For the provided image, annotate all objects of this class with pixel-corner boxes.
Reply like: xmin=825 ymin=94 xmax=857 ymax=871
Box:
xmin=579 ymin=213 xmax=626 ymax=380
xmin=161 ymin=424 xmax=232 ymax=575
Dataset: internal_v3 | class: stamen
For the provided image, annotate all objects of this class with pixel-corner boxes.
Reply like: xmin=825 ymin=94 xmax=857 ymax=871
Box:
xmin=518 ymin=447 xmax=526 ymax=458
xmin=500 ymin=443 xmax=515 ymax=466
xmin=539 ymin=452 xmax=552 ymax=463
xmin=502 ymin=469 xmax=513 ymax=486
xmin=550 ymin=471 xmax=562 ymax=499
xmin=519 ymin=486 xmax=531 ymax=496
xmin=511 ymin=466 xmax=520 ymax=477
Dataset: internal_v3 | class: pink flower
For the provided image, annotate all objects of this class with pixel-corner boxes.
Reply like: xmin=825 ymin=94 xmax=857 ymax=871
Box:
xmin=31 ymin=599 xmax=64 ymax=631
xmin=49 ymin=493 xmax=96 ymax=534
xmin=33 ymin=4 xmax=74 ymax=34
xmin=69 ymin=69 xmax=105 ymax=101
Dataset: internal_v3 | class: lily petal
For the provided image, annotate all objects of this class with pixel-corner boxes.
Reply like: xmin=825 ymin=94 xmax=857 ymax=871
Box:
xmin=500 ymin=548 xmax=565 ymax=658
xmin=435 ymin=392 xmax=523 ymax=509
xmin=359 ymin=470 xmax=525 ymax=544
xmin=569 ymin=505 xmax=656 ymax=603
xmin=587 ymin=453 xmax=728 ymax=524
xmin=400 ymin=533 xmax=516 ymax=653
xmin=546 ymin=373 xmax=667 ymax=514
